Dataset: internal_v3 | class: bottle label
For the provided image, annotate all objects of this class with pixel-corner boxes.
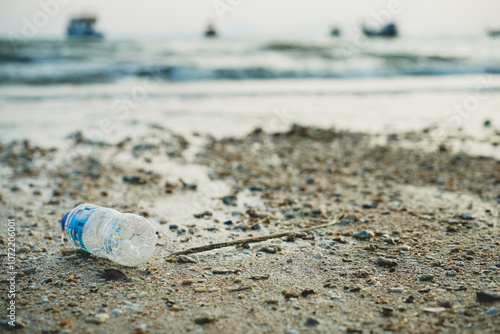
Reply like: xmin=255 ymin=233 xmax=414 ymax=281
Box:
xmin=66 ymin=206 xmax=93 ymax=252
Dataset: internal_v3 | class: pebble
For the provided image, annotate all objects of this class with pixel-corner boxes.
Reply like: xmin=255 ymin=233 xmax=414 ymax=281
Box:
xmin=259 ymin=245 xmax=282 ymax=254
xmin=376 ymin=257 xmax=398 ymax=267
xmin=445 ymin=271 xmax=456 ymax=276
xmin=222 ymin=195 xmax=237 ymax=206
xmin=438 ymin=298 xmax=453 ymax=309
xmin=354 ymin=230 xmax=374 ymax=240
xmin=283 ymin=290 xmax=300 ymax=299
xmin=477 ymin=291 xmax=500 ymax=303
xmin=304 ymin=318 xmax=320 ymax=327
xmin=418 ymin=275 xmax=434 ymax=282
xmin=111 ymin=308 xmax=122 ymax=315
xmin=193 ymin=311 xmax=218 ymax=324
xmin=390 ymin=288 xmax=404 ymax=293
xmin=22 ymin=267 xmax=37 ymax=275
xmin=94 ymin=313 xmax=110 ymax=324
xmin=285 ymin=331 xmax=299 ymax=334
xmin=17 ymin=246 xmax=31 ymax=254
xmin=176 ymin=255 xmax=198 ymax=263
xmin=486 ymin=308 xmax=499 ymax=315
xmin=398 ymin=245 xmax=411 ymax=251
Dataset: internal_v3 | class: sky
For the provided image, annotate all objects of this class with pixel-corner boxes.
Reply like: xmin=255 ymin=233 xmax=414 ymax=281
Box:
xmin=0 ymin=0 xmax=499 ymax=38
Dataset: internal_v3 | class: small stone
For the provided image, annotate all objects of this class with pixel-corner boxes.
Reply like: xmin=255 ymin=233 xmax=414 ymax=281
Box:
xmin=405 ymin=295 xmax=415 ymax=303
xmin=390 ymin=288 xmax=404 ymax=293
xmin=193 ymin=311 xmax=218 ymax=324
xmin=477 ymin=291 xmax=500 ymax=303
xmin=259 ymin=245 xmax=282 ymax=254
xmin=301 ymin=289 xmax=316 ymax=297
xmin=353 ymin=230 xmax=374 ymax=240
xmin=398 ymin=245 xmax=411 ymax=251
xmin=445 ymin=271 xmax=456 ymax=276
xmin=22 ymin=267 xmax=37 ymax=275
xmin=283 ymin=290 xmax=300 ymax=299
xmin=176 ymin=255 xmax=198 ymax=263
xmin=418 ymin=275 xmax=434 ymax=282
xmin=170 ymin=305 xmax=184 ymax=311
xmin=222 ymin=195 xmax=237 ymax=206
xmin=304 ymin=318 xmax=320 ymax=327
xmin=182 ymin=280 xmax=194 ymax=285
xmin=95 ymin=313 xmax=110 ymax=324
xmin=486 ymin=308 xmax=499 ymax=315
xmin=376 ymin=257 xmax=398 ymax=267
xmin=264 ymin=300 xmax=279 ymax=305
xmin=17 ymin=246 xmax=31 ymax=254
xmin=438 ymin=298 xmax=453 ymax=309
xmin=111 ymin=308 xmax=122 ymax=315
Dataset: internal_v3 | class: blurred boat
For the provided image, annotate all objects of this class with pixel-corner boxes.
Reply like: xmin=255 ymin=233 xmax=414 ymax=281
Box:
xmin=204 ymin=23 xmax=218 ymax=38
xmin=330 ymin=26 xmax=341 ymax=37
xmin=362 ymin=23 xmax=398 ymax=37
xmin=488 ymin=29 xmax=500 ymax=37
xmin=67 ymin=15 xmax=103 ymax=39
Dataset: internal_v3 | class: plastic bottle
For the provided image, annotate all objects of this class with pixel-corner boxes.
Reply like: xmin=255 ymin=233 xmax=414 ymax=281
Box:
xmin=61 ymin=203 xmax=157 ymax=266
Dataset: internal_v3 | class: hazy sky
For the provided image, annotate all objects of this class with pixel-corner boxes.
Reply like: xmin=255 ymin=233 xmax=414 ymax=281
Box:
xmin=1 ymin=0 xmax=499 ymax=38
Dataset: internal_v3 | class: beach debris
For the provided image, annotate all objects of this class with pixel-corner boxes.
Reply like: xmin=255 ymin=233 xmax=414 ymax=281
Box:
xmin=166 ymin=215 xmax=342 ymax=259
xmin=193 ymin=311 xmax=218 ymax=324
xmin=94 ymin=269 xmax=131 ymax=282
xmin=376 ymin=257 xmax=398 ymax=267
xmin=477 ymin=291 xmax=500 ymax=303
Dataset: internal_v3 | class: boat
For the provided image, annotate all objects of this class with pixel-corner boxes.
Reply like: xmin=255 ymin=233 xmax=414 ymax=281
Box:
xmin=330 ymin=26 xmax=341 ymax=37
xmin=488 ymin=29 xmax=500 ymax=37
xmin=204 ymin=23 xmax=218 ymax=38
xmin=67 ymin=15 xmax=103 ymax=39
xmin=362 ymin=23 xmax=398 ymax=37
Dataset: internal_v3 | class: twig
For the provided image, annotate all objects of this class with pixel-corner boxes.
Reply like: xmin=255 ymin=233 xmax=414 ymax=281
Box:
xmin=167 ymin=214 xmax=341 ymax=259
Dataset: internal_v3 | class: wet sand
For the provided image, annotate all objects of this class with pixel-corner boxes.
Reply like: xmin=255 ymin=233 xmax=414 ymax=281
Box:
xmin=1 ymin=124 xmax=499 ymax=333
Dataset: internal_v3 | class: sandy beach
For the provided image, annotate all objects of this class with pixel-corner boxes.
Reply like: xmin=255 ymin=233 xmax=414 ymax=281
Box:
xmin=1 ymin=122 xmax=499 ymax=333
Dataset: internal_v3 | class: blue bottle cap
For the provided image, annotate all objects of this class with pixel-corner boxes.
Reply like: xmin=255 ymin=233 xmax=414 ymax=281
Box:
xmin=61 ymin=211 xmax=70 ymax=230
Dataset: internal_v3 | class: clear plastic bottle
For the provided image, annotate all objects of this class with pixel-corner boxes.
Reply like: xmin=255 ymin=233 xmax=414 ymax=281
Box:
xmin=61 ymin=203 xmax=157 ymax=266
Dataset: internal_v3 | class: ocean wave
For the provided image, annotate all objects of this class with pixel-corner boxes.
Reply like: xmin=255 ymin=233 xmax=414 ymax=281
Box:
xmin=2 ymin=64 xmax=500 ymax=86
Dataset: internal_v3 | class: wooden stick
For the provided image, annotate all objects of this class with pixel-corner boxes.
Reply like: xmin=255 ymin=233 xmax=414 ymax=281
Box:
xmin=167 ymin=215 xmax=340 ymax=259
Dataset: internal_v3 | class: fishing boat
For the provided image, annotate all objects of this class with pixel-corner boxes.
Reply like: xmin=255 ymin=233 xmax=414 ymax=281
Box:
xmin=330 ymin=26 xmax=341 ymax=37
xmin=67 ymin=15 xmax=103 ymax=39
xmin=362 ymin=23 xmax=398 ymax=38
xmin=204 ymin=23 xmax=218 ymax=38
xmin=488 ymin=29 xmax=500 ymax=37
